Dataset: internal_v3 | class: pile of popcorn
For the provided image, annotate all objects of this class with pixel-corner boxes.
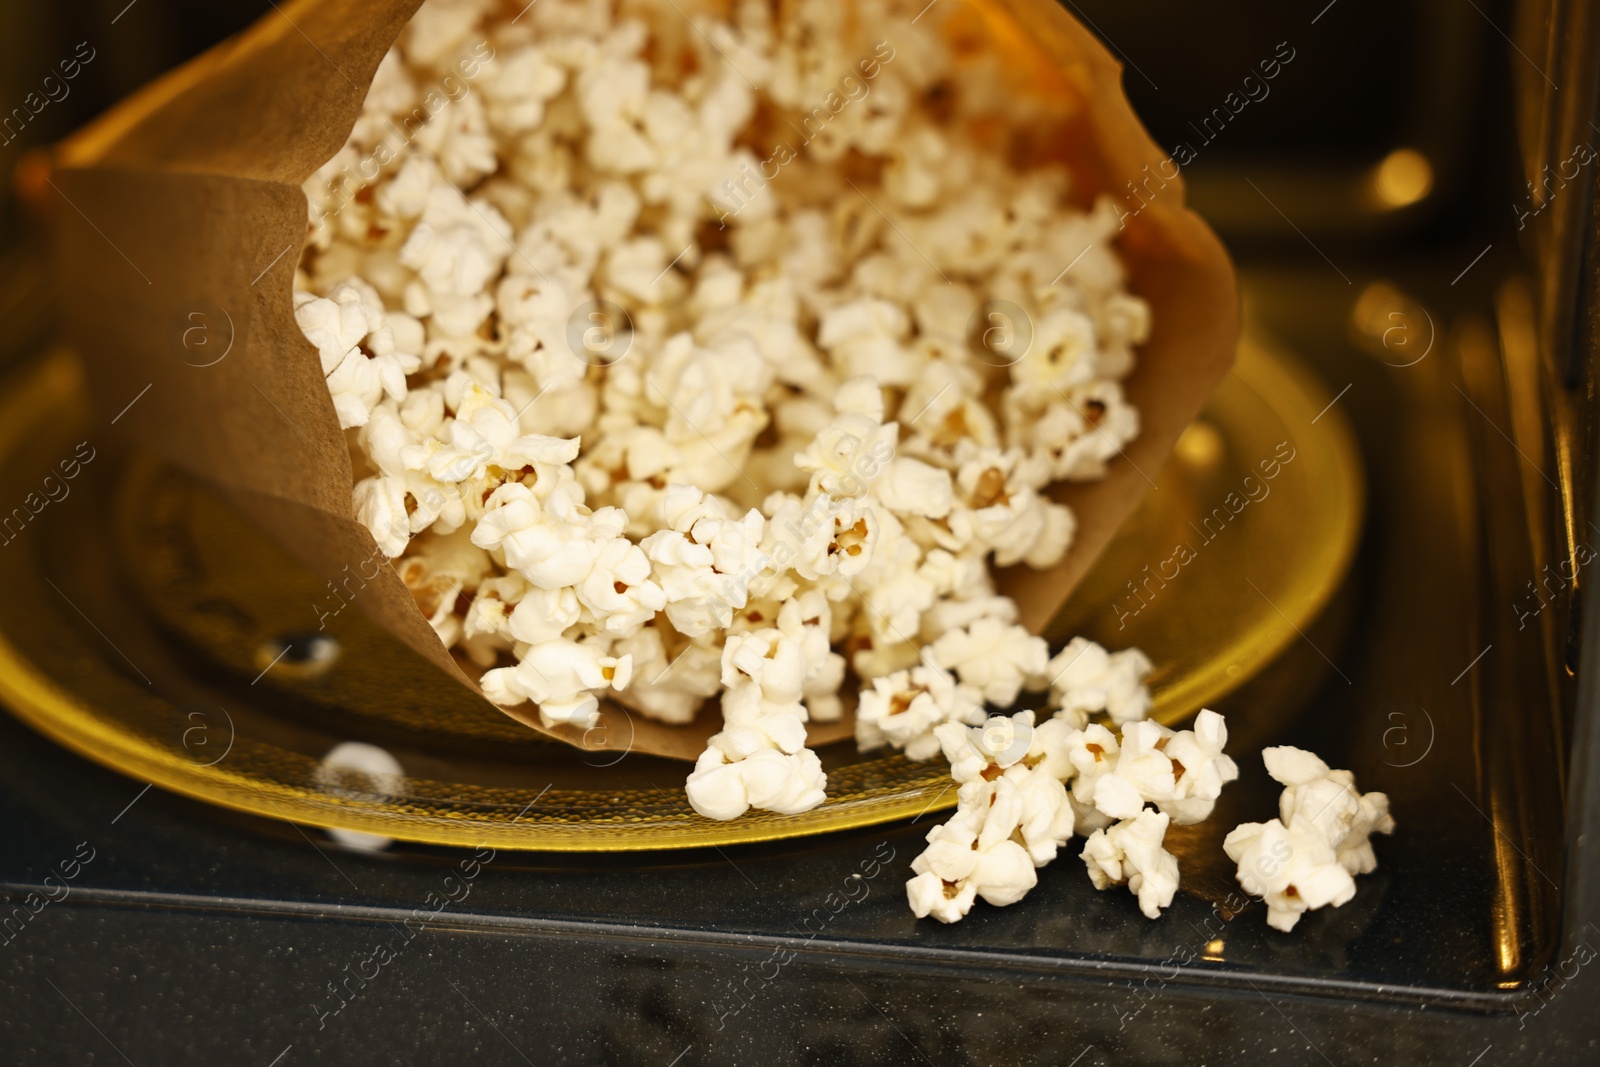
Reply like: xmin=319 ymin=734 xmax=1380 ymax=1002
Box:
xmin=907 ymin=655 xmax=1394 ymax=927
xmin=293 ymin=0 xmax=1149 ymax=820
xmin=906 ymin=652 xmax=1238 ymax=923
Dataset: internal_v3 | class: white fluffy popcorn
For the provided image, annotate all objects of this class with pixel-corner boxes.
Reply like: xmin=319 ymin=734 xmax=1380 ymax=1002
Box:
xmin=1263 ymin=745 xmax=1395 ymax=876
xmin=1223 ymin=817 xmax=1355 ymax=933
xmin=479 ymin=635 xmax=632 ymax=728
xmin=295 ymin=282 xmax=421 ymax=429
xmin=1081 ymin=809 xmax=1180 ymax=920
xmin=685 ymin=630 xmax=826 ymax=820
xmin=685 ymin=743 xmax=827 ymax=821
xmin=930 ymin=617 xmax=1049 ymax=707
xmin=935 ymin=710 xmax=1036 ymax=784
xmin=1061 ymin=721 xmax=1121 ymax=828
xmin=1225 ymin=747 xmax=1395 ymax=931
xmin=297 ymin=0 xmax=1155 ymax=822
xmin=1158 ymin=710 xmax=1240 ymax=825
xmin=905 ymin=792 xmax=1041 ymax=923
xmin=855 ymin=663 xmax=984 ymax=760
xmin=1085 ymin=711 xmax=1239 ymax=827
xmin=1046 ymin=637 xmax=1154 ymax=727
xmin=907 ymin=653 xmax=1235 ymax=924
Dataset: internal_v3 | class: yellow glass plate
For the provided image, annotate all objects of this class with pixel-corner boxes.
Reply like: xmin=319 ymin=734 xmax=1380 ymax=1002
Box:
xmin=0 ymin=338 xmax=1360 ymax=850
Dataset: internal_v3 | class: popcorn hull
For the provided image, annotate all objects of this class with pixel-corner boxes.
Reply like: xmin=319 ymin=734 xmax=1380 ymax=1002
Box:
xmin=48 ymin=0 xmax=1236 ymax=758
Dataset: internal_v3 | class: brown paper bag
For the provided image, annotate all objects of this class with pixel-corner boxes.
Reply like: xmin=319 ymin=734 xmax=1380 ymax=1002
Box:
xmin=49 ymin=0 xmax=1236 ymax=759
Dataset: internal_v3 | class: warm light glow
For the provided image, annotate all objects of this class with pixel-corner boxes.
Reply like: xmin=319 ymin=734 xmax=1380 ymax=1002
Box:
xmin=1373 ymin=148 xmax=1434 ymax=207
xmin=1352 ymin=281 xmax=1402 ymax=329
xmin=1173 ymin=420 xmax=1225 ymax=471
xmin=1204 ymin=939 xmax=1225 ymax=961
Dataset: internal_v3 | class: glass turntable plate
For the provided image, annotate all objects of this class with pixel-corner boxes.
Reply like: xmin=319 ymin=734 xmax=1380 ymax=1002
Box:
xmin=0 ymin=338 xmax=1360 ymax=849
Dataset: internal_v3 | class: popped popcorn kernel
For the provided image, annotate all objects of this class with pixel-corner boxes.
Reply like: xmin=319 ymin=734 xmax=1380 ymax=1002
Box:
xmin=1226 ymin=746 xmax=1395 ymax=931
xmin=1082 ymin=809 xmax=1180 ymax=920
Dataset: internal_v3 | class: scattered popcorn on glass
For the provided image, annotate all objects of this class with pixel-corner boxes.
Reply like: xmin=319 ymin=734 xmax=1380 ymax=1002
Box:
xmin=904 ymin=653 xmax=1240 ymax=924
xmin=1224 ymin=746 xmax=1395 ymax=931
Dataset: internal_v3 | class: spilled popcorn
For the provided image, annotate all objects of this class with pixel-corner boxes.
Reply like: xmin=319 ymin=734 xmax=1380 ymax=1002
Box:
xmin=906 ymin=668 xmax=1396 ymax=929
xmin=906 ymin=650 xmax=1240 ymax=924
xmin=294 ymin=0 xmax=1152 ymax=819
xmin=1224 ymin=746 xmax=1395 ymax=931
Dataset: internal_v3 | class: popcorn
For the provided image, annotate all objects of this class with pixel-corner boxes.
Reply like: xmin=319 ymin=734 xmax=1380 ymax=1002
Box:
xmin=930 ymin=617 xmax=1048 ymax=707
xmin=1090 ymin=734 xmax=1163 ymax=821
xmin=906 ymin=803 xmax=1039 ymax=923
xmin=376 ymin=156 xmax=440 ymax=221
xmin=574 ymin=534 xmax=667 ymax=636
xmin=1225 ymin=747 xmax=1394 ymax=931
xmin=1263 ymin=746 xmax=1395 ymax=876
xmin=1013 ymin=307 xmax=1099 ymax=394
xmin=935 ymin=711 xmax=1036 ymax=784
xmin=905 ymin=867 xmax=977 ymax=924
xmin=776 ymin=592 xmax=846 ymax=722
xmin=908 ymin=664 xmax=1240 ymax=924
xmin=482 ymin=45 xmax=567 ymax=134
xmin=685 ymin=744 xmax=826 ymax=821
xmin=296 ymin=0 xmax=1159 ymax=828
xmin=1011 ymin=381 xmax=1142 ymax=483
xmin=1008 ymin=760 xmax=1076 ymax=866
xmin=459 ymin=571 xmax=526 ymax=665
xmin=816 ymin=302 xmax=921 ymax=388
xmin=396 ymin=525 xmax=492 ymax=645
xmin=295 ymin=282 xmax=420 ymax=428
xmin=1081 ymin=809 xmax=1180 ymax=919
xmin=1160 ymin=710 xmax=1240 ymax=825
xmin=353 ymin=475 xmax=416 ymax=558
xmin=761 ymin=492 xmax=879 ymax=584
xmin=399 ymin=183 xmax=513 ymax=335
xmin=640 ymin=484 xmax=768 ymax=637
xmin=846 ymin=513 xmax=933 ymax=642
xmin=855 ymin=663 xmax=983 ymax=760
xmin=1046 ymin=637 xmax=1154 ymax=727
xmin=873 ymin=456 xmax=954 ymax=519
xmin=1223 ymin=817 xmax=1355 ymax=932
xmin=479 ymin=635 xmax=632 ymax=729
xmin=685 ymin=630 xmax=825 ymax=820
xmin=412 ymin=90 xmax=498 ymax=187
xmin=793 ymin=376 xmax=899 ymax=498
xmin=1080 ymin=713 xmax=1237 ymax=827
xmin=400 ymin=0 xmax=487 ymax=70
xmin=472 ymin=482 xmax=615 ymax=589
xmin=294 ymin=286 xmax=372 ymax=375
xmin=1062 ymin=721 xmax=1121 ymax=826
xmin=1021 ymin=714 xmax=1079 ymax=781
xmin=611 ymin=627 xmax=722 ymax=724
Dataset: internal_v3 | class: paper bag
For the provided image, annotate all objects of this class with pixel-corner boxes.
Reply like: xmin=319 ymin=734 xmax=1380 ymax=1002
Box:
xmin=49 ymin=0 xmax=1237 ymax=758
